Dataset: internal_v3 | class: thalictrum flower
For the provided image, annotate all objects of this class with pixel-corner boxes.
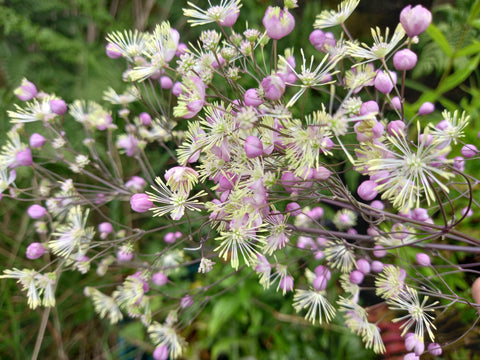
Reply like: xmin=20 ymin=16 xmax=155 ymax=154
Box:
xmin=183 ymin=0 xmax=242 ymax=27
xmin=314 ymin=0 xmax=360 ymax=29
xmin=293 ymin=288 xmax=336 ymax=325
xmin=148 ymin=321 xmax=187 ymax=360
xmin=85 ymin=287 xmax=123 ymax=324
xmin=106 ymin=29 xmax=147 ymax=62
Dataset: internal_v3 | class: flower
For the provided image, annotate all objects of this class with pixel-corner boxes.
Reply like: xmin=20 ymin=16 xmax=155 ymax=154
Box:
xmin=388 ymin=286 xmax=437 ymax=342
xmin=128 ymin=23 xmax=179 ymax=82
xmin=358 ymin=126 xmax=454 ymax=212
xmin=400 ymin=5 xmax=432 ymax=38
xmin=147 ymin=176 xmax=205 ymax=220
xmin=49 ymin=206 xmax=95 ymax=259
xmin=293 ymin=288 xmax=336 ymax=324
xmin=324 ymin=240 xmax=356 ymax=273
xmin=85 ymin=287 xmax=123 ymax=324
xmin=262 ymin=6 xmax=295 ymax=40
xmin=130 ymin=193 xmax=154 ymax=213
xmin=314 ymin=0 xmax=360 ymax=29
xmin=7 ymin=97 xmax=56 ymax=123
xmin=214 ymin=213 xmax=266 ymax=270
xmin=148 ymin=321 xmax=187 ymax=359
xmin=105 ymin=29 xmax=147 ymax=62
xmin=347 ymin=24 xmax=405 ymax=63
xmin=375 ymin=265 xmax=405 ymax=299
xmin=173 ymin=76 xmax=206 ymax=119
xmin=183 ymin=0 xmax=242 ymax=27
xmin=393 ymin=49 xmax=418 ymax=71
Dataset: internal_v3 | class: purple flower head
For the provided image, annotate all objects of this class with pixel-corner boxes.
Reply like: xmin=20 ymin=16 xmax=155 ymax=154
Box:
xmin=393 ymin=49 xmax=418 ymax=71
xmin=400 ymin=5 xmax=432 ymax=37
xmin=130 ymin=193 xmax=153 ymax=213
xmin=26 ymin=242 xmax=46 ymax=260
xmin=14 ymin=78 xmax=38 ymax=101
xmin=29 ymin=133 xmax=46 ymax=148
xmin=49 ymin=99 xmax=68 ymax=115
xmin=27 ymin=204 xmax=47 ymax=219
xmin=262 ymin=6 xmax=295 ymax=40
xmin=261 ymin=74 xmax=286 ymax=101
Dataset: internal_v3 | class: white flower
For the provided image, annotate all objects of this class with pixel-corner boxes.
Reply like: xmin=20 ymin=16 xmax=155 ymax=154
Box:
xmin=293 ymin=288 xmax=336 ymax=325
xmin=85 ymin=287 xmax=123 ymax=324
xmin=148 ymin=321 xmax=187 ymax=359
xmin=103 ymin=86 xmax=140 ymax=105
xmin=183 ymin=0 xmax=242 ymax=27
xmin=324 ymin=240 xmax=356 ymax=273
xmin=314 ymin=0 xmax=360 ymax=29
xmin=347 ymin=24 xmax=405 ymax=63
xmin=7 ymin=97 xmax=56 ymax=123
xmin=106 ymin=29 xmax=147 ymax=62
xmin=388 ymin=286 xmax=438 ymax=342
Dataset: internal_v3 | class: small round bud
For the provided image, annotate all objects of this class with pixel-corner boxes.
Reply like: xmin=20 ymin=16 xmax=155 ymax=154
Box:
xmin=356 ymin=259 xmax=371 ymax=274
xmin=99 ymin=222 xmax=114 ymax=234
xmin=49 ymin=99 xmax=68 ymax=115
xmin=393 ymin=49 xmax=418 ymax=71
xmin=152 ymin=272 xmax=168 ymax=286
xmin=357 ymin=180 xmax=378 ymax=201
xmin=14 ymin=78 xmax=37 ymax=101
xmin=314 ymin=265 xmax=331 ymax=279
xmin=29 ymin=133 xmax=46 ymax=148
xmin=416 ymin=253 xmax=431 ymax=266
xmin=130 ymin=193 xmax=153 ymax=213
xmin=313 ymin=275 xmax=328 ymax=291
xmin=117 ymin=249 xmax=132 ymax=262
xmin=159 ymin=76 xmax=173 ymax=89
xmin=244 ymin=88 xmax=263 ymax=106
xmin=371 ymin=261 xmax=384 ymax=273
xmin=375 ymin=70 xmax=396 ymax=94
xmin=26 ymin=242 xmax=46 ymax=259
xmin=461 ymin=144 xmax=478 ymax=158
xmin=244 ymin=136 xmax=264 ymax=158
xmin=15 ymin=148 xmax=33 ymax=167
xmin=262 ymin=6 xmax=295 ymax=40
xmin=373 ymin=245 xmax=387 ymax=258
xmin=390 ymin=96 xmax=402 ymax=110
xmin=359 ymin=100 xmax=379 ymax=116
xmin=349 ymin=270 xmax=364 ymax=284
xmin=261 ymin=74 xmax=285 ymax=101
xmin=285 ymin=202 xmax=302 ymax=216
xmin=27 ymin=204 xmax=47 ymax=219
xmin=427 ymin=343 xmax=442 ymax=356
xmin=400 ymin=5 xmax=432 ymax=37
xmin=139 ymin=112 xmax=152 ymax=126
xmin=418 ymin=101 xmax=435 ymax=115
xmin=153 ymin=345 xmax=169 ymax=360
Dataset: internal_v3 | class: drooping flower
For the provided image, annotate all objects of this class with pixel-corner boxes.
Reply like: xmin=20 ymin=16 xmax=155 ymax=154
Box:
xmin=262 ymin=6 xmax=295 ymax=40
xmin=314 ymin=0 xmax=360 ymax=29
xmin=293 ymin=288 xmax=336 ymax=325
xmin=183 ymin=0 xmax=242 ymax=27
xmin=173 ymin=76 xmax=206 ymax=119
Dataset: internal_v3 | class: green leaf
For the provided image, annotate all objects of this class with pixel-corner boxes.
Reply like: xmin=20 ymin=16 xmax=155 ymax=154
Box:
xmin=455 ymin=41 xmax=480 ymax=58
xmin=426 ymin=24 xmax=453 ymax=57
xmin=467 ymin=0 xmax=480 ymax=24
xmin=437 ymin=54 xmax=480 ymax=94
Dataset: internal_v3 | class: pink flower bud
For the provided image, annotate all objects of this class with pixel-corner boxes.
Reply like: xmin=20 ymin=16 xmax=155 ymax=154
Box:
xmin=400 ymin=5 xmax=432 ymax=37
xmin=428 ymin=343 xmax=442 ymax=356
xmin=27 ymin=204 xmax=47 ymax=219
xmin=461 ymin=144 xmax=478 ymax=158
xmin=106 ymin=43 xmax=123 ymax=59
xmin=375 ymin=70 xmax=396 ymax=94
xmin=359 ymin=100 xmax=379 ymax=115
xmin=306 ymin=206 xmax=324 ymax=220
xmin=152 ymin=272 xmax=168 ymax=286
xmin=139 ymin=112 xmax=152 ymax=126
xmin=416 ymin=252 xmax=431 ymax=266
xmin=418 ymin=102 xmax=435 ymax=115
xmin=262 ymin=6 xmax=295 ymax=40
xmin=14 ymin=78 xmax=37 ymax=101
xmin=125 ymin=176 xmax=146 ymax=191
xmin=356 ymin=259 xmax=371 ymax=274
xmin=130 ymin=193 xmax=153 ymax=213
xmin=244 ymin=136 xmax=264 ymax=158
xmin=412 ymin=208 xmax=429 ymax=221
xmin=286 ymin=202 xmax=302 ymax=216
xmin=371 ymin=261 xmax=384 ymax=273
xmin=453 ymin=156 xmax=465 ymax=172
xmin=370 ymin=200 xmax=384 ymax=210
xmin=261 ymin=74 xmax=285 ymax=101
xmin=349 ymin=270 xmax=364 ymax=284
xmin=244 ymin=88 xmax=263 ymax=106
xmin=373 ymin=245 xmax=387 ymax=258
xmin=357 ymin=180 xmax=378 ymax=201
xmin=312 ymin=166 xmax=331 ymax=180
xmin=26 ymin=242 xmax=46 ymax=259
xmin=49 ymin=99 xmax=68 ymax=115
xmin=387 ymin=120 xmax=406 ymax=136
xmin=390 ymin=96 xmax=402 ymax=110
xmin=98 ymin=222 xmax=114 ymax=234
xmin=461 ymin=206 xmax=473 ymax=217
xmin=164 ymin=232 xmax=176 ymax=244
xmin=313 ymin=275 xmax=328 ymax=291
xmin=29 ymin=133 xmax=46 ymax=148
xmin=117 ymin=249 xmax=133 ymax=262
xmin=404 ymin=353 xmax=420 ymax=360
xmin=159 ymin=76 xmax=173 ymax=89
xmin=393 ymin=49 xmax=418 ymax=71
xmin=309 ymin=29 xmax=326 ymax=51
xmin=172 ymin=81 xmax=183 ymax=96
xmin=279 ymin=275 xmax=294 ymax=292
xmin=153 ymin=345 xmax=169 ymax=360
xmin=15 ymin=148 xmax=33 ymax=167
xmin=314 ymin=265 xmax=332 ymax=279
xmin=181 ymin=295 xmax=193 ymax=308
xmin=414 ymin=340 xmax=425 ymax=356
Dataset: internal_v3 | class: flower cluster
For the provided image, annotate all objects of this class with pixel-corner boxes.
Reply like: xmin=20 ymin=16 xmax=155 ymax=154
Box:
xmin=1 ymin=0 xmax=479 ymax=358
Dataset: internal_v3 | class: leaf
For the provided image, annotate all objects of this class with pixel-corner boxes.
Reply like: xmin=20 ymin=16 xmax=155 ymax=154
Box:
xmin=426 ymin=24 xmax=453 ymax=57
xmin=436 ymin=54 xmax=480 ymax=94
xmin=455 ymin=41 xmax=480 ymax=58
